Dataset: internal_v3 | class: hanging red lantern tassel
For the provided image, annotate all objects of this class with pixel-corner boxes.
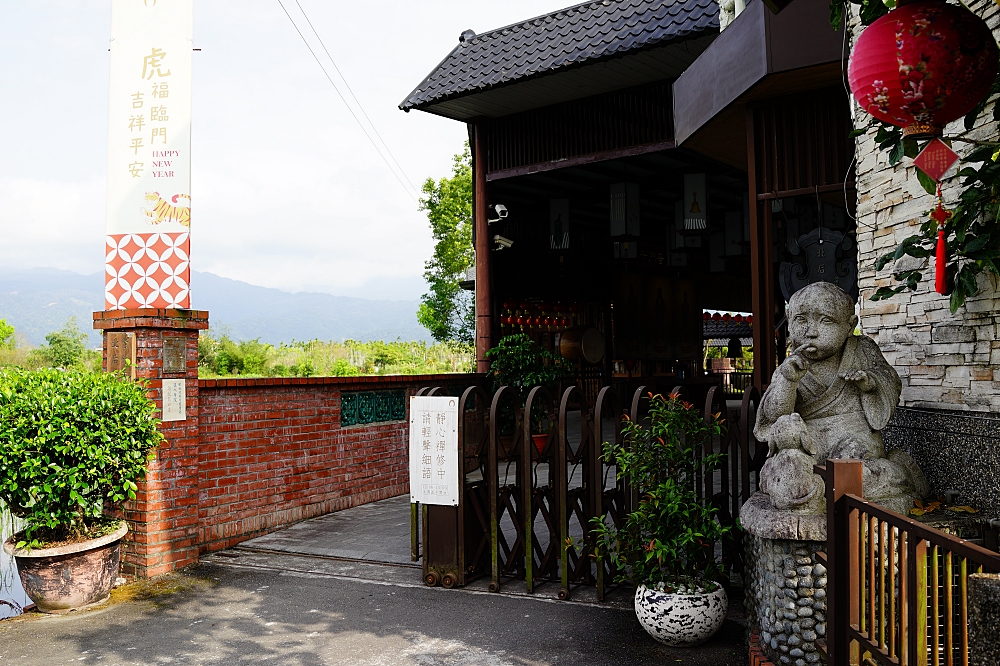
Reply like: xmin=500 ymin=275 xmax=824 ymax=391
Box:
xmin=930 ymin=189 xmax=951 ymax=294
xmin=935 ymin=229 xmax=947 ymax=295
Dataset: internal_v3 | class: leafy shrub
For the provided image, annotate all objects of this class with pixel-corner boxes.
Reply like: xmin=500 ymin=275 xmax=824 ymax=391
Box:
xmin=484 ymin=333 xmax=568 ymax=393
xmin=196 ymin=333 xmax=473 ymax=377
xmin=593 ymin=392 xmax=728 ymax=590
xmin=0 ymin=368 xmax=162 ymax=547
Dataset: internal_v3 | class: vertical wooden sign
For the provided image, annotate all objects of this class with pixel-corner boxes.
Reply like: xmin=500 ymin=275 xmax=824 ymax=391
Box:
xmin=106 ymin=331 xmax=136 ymax=377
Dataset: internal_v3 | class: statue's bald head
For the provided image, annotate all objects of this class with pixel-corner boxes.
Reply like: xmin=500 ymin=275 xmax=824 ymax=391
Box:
xmin=788 ymin=282 xmax=855 ymax=321
xmin=787 ymin=283 xmax=858 ymax=360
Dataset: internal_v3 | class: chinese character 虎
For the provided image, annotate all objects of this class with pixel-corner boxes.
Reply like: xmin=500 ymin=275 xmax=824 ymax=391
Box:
xmin=142 ymin=48 xmax=171 ymax=79
xmin=150 ymin=106 xmax=169 ymax=122
xmin=129 ymin=137 xmax=144 ymax=154
xmin=152 ymin=82 xmax=169 ymax=98
xmin=131 ymin=92 xmax=144 ymax=109
xmin=151 ymin=127 xmax=167 ymax=144
xmin=128 ymin=115 xmax=145 ymax=131
xmin=128 ymin=162 xmax=144 ymax=178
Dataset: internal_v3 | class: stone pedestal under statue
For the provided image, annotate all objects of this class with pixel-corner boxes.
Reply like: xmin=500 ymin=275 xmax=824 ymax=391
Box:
xmin=742 ymin=493 xmax=827 ymax=666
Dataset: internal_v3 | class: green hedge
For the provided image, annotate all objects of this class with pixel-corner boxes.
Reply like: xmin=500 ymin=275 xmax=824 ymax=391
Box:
xmin=0 ymin=368 xmax=162 ymax=546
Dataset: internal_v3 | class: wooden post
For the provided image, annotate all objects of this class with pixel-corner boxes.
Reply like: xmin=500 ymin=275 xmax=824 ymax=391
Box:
xmin=746 ymin=107 xmax=776 ymax=391
xmin=824 ymin=459 xmax=864 ymax=666
xmin=471 ymin=123 xmax=493 ymax=373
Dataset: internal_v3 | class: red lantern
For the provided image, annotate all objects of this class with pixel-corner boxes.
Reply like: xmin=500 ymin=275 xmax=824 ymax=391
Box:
xmin=734 ymin=314 xmax=744 ymax=323
xmin=712 ymin=312 xmax=722 ymax=321
xmin=849 ymin=0 xmax=998 ymax=138
xmin=722 ymin=313 xmax=732 ymax=322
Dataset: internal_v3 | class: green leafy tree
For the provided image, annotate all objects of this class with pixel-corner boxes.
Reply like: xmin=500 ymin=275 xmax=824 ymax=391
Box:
xmin=30 ymin=317 xmax=89 ymax=369
xmin=0 ymin=320 xmax=14 ymax=349
xmin=417 ymin=144 xmax=475 ymax=344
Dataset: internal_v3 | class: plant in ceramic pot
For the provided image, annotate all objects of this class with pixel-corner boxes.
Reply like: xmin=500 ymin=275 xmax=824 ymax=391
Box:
xmin=484 ymin=333 xmax=568 ymax=453
xmin=0 ymin=367 xmax=162 ymax=613
xmin=593 ymin=391 xmax=729 ymax=647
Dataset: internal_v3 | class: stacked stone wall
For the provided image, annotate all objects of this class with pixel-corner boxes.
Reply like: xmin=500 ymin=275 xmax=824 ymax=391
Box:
xmin=853 ymin=0 xmax=1000 ymax=413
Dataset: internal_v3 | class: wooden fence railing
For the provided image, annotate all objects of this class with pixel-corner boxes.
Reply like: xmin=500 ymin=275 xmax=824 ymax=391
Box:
xmin=816 ymin=460 xmax=1000 ymax=666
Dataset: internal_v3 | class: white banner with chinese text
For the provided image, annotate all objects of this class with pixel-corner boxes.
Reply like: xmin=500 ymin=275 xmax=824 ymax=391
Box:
xmin=409 ymin=396 xmax=459 ymax=506
xmin=106 ymin=0 xmax=193 ymax=310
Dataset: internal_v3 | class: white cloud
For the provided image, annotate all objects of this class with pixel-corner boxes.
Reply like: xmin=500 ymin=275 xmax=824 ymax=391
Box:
xmin=0 ymin=0 xmax=577 ymax=300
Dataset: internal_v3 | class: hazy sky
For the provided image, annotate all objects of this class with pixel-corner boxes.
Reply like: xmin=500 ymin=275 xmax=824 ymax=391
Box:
xmin=0 ymin=0 xmax=575 ymax=300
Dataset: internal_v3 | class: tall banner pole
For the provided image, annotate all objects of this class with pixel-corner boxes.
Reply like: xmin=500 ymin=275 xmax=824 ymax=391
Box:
xmin=105 ymin=0 xmax=193 ymax=310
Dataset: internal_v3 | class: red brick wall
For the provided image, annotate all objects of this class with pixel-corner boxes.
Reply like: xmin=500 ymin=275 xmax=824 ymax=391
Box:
xmin=196 ymin=375 xmax=476 ymax=553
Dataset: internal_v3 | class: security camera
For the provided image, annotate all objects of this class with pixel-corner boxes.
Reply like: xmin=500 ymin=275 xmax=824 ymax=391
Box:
xmin=493 ymin=234 xmax=513 ymax=250
xmin=488 ymin=204 xmax=508 ymax=224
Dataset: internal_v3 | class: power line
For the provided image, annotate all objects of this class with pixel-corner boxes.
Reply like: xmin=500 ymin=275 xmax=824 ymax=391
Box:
xmin=276 ymin=0 xmax=419 ymax=202
xmin=293 ymin=0 xmax=420 ymax=195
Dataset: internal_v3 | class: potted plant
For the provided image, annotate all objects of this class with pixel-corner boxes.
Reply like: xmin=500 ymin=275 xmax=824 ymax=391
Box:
xmin=593 ymin=391 xmax=730 ymax=647
xmin=484 ymin=333 xmax=568 ymax=453
xmin=0 ymin=367 xmax=162 ymax=613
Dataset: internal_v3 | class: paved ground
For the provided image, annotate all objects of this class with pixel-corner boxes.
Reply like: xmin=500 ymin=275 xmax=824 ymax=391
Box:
xmin=0 ymin=497 xmax=747 ymax=665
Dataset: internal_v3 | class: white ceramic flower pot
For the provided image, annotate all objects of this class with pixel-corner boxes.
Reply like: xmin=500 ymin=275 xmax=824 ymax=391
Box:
xmin=634 ymin=583 xmax=728 ymax=647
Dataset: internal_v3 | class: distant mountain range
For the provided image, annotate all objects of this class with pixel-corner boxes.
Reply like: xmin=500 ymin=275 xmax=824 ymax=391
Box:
xmin=0 ymin=268 xmax=430 ymax=347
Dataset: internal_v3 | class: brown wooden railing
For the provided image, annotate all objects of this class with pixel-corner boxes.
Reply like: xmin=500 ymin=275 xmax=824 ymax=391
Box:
xmin=816 ymin=460 xmax=1000 ymax=666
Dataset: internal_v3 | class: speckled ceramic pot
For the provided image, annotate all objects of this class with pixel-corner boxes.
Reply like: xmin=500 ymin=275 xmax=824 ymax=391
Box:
xmin=634 ymin=583 xmax=728 ymax=647
xmin=3 ymin=522 xmax=127 ymax=614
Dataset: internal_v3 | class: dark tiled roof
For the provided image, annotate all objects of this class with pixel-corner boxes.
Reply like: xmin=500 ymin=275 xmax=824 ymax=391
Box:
xmin=400 ymin=0 xmax=719 ymax=112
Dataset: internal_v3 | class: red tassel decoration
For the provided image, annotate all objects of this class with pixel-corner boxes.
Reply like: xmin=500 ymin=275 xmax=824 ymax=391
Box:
xmin=935 ymin=229 xmax=947 ymax=294
xmin=931 ymin=183 xmax=951 ymax=296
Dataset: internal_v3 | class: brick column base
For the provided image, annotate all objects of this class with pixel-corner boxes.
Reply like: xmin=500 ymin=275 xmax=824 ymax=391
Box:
xmin=94 ymin=309 xmax=209 ymax=578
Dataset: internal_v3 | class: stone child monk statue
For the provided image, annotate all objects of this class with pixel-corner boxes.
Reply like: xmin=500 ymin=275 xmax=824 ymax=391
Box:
xmin=754 ymin=282 xmax=928 ymax=515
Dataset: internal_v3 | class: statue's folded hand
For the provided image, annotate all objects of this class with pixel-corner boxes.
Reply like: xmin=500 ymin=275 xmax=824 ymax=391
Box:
xmin=778 ymin=344 xmax=815 ymax=382
xmin=842 ymin=369 xmax=876 ymax=392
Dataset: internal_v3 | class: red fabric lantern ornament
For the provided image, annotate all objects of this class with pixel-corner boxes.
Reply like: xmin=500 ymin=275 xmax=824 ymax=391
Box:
xmin=849 ymin=0 xmax=998 ymax=138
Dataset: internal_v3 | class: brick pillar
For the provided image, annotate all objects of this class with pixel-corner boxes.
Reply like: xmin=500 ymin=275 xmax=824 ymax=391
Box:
xmin=93 ymin=308 xmax=209 ymax=578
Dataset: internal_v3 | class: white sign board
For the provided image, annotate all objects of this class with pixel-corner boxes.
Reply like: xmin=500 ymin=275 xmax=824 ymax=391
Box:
xmin=162 ymin=378 xmax=186 ymax=422
xmin=106 ymin=0 xmax=194 ymax=310
xmin=409 ymin=396 xmax=459 ymax=506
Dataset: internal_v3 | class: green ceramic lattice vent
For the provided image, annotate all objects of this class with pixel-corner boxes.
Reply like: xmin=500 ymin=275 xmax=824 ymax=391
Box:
xmin=340 ymin=390 xmax=406 ymax=426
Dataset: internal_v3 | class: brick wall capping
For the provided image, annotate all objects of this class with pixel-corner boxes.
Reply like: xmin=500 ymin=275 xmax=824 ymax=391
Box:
xmin=198 ymin=372 xmax=484 ymax=389
xmin=92 ymin=309 xmax=210 ymax=330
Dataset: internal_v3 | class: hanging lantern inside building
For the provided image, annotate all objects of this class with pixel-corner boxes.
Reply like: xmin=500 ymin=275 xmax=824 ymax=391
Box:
xmin=848 ymin=0 xmax=998 ymax=138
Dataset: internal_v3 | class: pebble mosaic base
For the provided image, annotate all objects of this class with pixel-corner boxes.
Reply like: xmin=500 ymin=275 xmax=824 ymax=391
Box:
xmin=744 ymin=533 xmax=827 ymax=666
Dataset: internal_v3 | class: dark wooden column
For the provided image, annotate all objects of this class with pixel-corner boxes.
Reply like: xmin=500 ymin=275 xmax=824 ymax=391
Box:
xmin=471 ymin=123 xmax=493 ymax=373
xmin=747 ymin=107 xmax=776 ymax=391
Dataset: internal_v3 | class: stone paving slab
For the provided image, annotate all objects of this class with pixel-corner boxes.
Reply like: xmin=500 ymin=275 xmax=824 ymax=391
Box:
xmin=242 ymin=495 xmax=415 ymax=565
xmin=0 ymin=559 xmax=746 ymax=666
